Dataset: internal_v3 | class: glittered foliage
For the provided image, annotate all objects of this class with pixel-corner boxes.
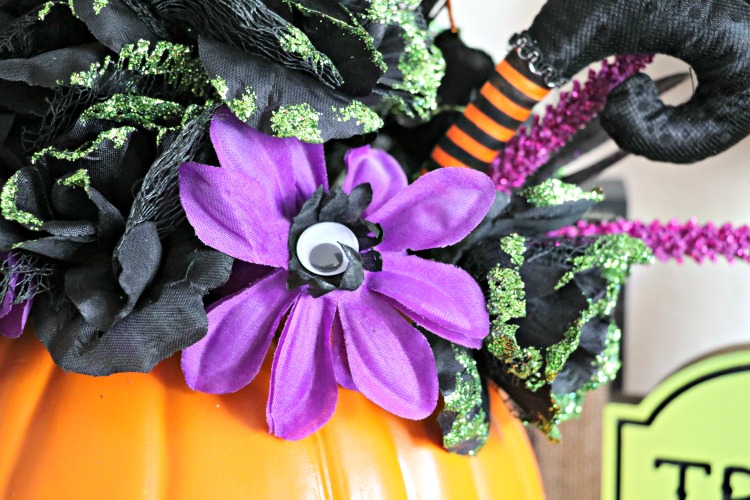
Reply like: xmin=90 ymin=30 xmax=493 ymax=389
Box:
xmin=67 ymin=0 xmax=445 ymax=141
xmin=0 ymin=27 xmax=231 ymax=375
xmin=431 ymin=335 xmax=490 ymax=456
xmin=475 ymin=234 xmax=651 ymax=439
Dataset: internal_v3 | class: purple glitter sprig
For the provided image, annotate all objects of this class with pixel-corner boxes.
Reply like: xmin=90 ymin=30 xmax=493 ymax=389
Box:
xmin=551 ymin=219 xmax=750 ymax=264
xmin=490 ymin=54 xmax=653 ymax=192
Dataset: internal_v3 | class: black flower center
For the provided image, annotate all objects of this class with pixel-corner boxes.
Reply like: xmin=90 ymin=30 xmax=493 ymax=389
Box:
xmin=287 ymin=184 xmax=383 ymax=297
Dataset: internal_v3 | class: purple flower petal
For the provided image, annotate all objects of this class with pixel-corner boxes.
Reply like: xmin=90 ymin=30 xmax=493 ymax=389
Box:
xmin=0 ymin=298 xmax=31 ymax=339
xmin=367 ymin=253 xmax=488 ymax=349
xmin=331 ymin=311 xmax=356 ymax=390
xmin=369 ymin=168 xmax=496 ymax=252
xmin=342 ymin=146 xmax=408 ymax=217
xmin=211 ymin=108 xmax=328 ymax=218
xmin=0 ymin=285 xmax=13 ymax=318
xmin=267 ymin=293 xmax=338 ymax=440
xmin=182 ymin=269 xmax=299 ymax=394
xmin=337 ymin=287 xmax=438 ymax=419
xmin=179 ymin=161 xmax=290 ymax=268
xmin=213 ymin=261 xmax=275 ymax=299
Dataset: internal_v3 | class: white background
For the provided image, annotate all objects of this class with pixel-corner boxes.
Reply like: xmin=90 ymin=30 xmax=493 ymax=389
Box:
xmin=452 ymin=0 xmax=750 ymax=396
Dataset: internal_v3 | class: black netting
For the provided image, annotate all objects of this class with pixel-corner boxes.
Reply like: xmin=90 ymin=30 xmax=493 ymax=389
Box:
xmin=119 ymin=0 xmax=171 ymax=39
xmin=0 ymin=7 xmax=36 ymax=57
xmin=23 ymin=86 xmax=101 ymax=154
xmin=124 ymin=106 xmax=214 ymax=239
xmin=1 ymin=252 xmax=54 ymax=304
xmin=0 ymin=1 xmax=97 ymax=58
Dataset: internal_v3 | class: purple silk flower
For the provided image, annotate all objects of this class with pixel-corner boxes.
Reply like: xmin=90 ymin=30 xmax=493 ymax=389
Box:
xmin=179 ymin=109 xmax=495 ymax=440
xmin=0 ymin=253 xmax=32 ymax=339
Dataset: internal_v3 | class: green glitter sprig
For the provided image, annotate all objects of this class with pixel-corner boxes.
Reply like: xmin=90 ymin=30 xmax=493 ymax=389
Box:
xmin=441 ymin=346 xmax=490 ymax=455
xmin=556 ymin=233 xmax=654 ymax=312
xmin=270 ymin=104 xmax=323 ymax=143
xmin=374 ymin=3 xmax=444 ymax=120
xmin=93 ymin=0 xmax=108 ymax=14
xmin=68 ymin=40 xmax=211 ymax=97
xmin=31 ymin=126 xmax=135 ymax=163
xmin=335 ymin=101 xmax=383 ymax=134
xmin=485 ymin=235 xmax=545 ymax=387
xmin=58 ymin=169 xmax=91 ymax=191
xmin=522 ymin=179 xmax=605 ymax=207
xmin=1 ymin=172 xmax=43 ymax=230
xmin=81 ymin=95 xmax=185 ymax=131
xmin=280 ymin=26 xmax=340 ymax=80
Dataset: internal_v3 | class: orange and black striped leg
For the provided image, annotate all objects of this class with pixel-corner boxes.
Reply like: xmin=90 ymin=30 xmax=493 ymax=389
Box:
xmin=429 ymin=51 xmax=552 ymax=170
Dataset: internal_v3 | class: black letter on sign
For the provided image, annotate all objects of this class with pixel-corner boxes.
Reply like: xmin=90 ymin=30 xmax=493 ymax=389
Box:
xmin=723 ymin=466 xmax=750 ymax=500
xmin=655 ymin=458 xmax=712 ymax=500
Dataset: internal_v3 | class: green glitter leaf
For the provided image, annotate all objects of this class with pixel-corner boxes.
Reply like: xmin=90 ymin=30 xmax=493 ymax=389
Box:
xmin=366 ymin=0 xmax=422 ymax=24
xmin=334 ymin=101 xmax=383 ymax=134
xmin=288 ymin=2 xmax=386 ymax=74
xmin=210 ymin=77 xmax=228 ymax=100
xmin=93 ymin=0 xmax=108 ymax=14
xmin=486 ymin=267 xmax=525 ymax=323
xmin=58 ymin=169 xmax=91 ymax=191
xmin=484 ymin=234 xmax=651 ymax=440
xmin=37 ymin=1 xmax=57 ymax=20
xmin=227 ymin=88 xmax=257 ymax=122
xmin=210 ymin=77 xmax=258 ymax=121
xmin=544 ymin=236 xmax=651 ymax=384
xmin=270 ymin=104 xmax=323 ymax=143
xmin=501 ymin=233 xmax=526 ymax=268
xmin=32 ymin=126 xmax=135 ymax=163
xmin=1 ymin=172 xmax=43 ymax=230
xmin=485 ymin=235 xmax=547 ymax=388
xmin=81 ymin=95 xmax=185 ymax=130
xmin=280 ymin=26 xmax=341 ymax=79
xmin=556 ymin=234 xmax=654 ymax=308
xmin=431 ymin=337 xmax=489 ymax=456
xmin=553 ymin=323 xmax=623 ymax=425
xmin=370 ymin=3 xmax=444 ymax=120
xmin=69 ymin=40 xmax=211 ymax=97
xmin=582 ymin=322 xmax=623 ymax=392
xmin=522 ymin=179 xmax=605 ymax=207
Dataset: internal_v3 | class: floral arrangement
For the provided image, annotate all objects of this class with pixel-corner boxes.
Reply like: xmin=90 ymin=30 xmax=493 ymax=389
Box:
xmin=2 ymin=0 xmax=750 ymax=456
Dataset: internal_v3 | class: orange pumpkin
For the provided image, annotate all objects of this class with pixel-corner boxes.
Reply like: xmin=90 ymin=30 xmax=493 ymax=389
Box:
xmin=0 ymin=333 xmax=544 ymax=499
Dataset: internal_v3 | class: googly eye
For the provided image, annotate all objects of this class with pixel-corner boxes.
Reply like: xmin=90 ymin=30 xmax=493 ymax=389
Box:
xmin=296 ymin=222 xmax=360 ymax=276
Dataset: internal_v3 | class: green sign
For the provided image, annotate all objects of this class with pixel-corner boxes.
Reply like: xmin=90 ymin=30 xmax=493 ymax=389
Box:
xmin=603 ymin=350 xmax=750 ymax=500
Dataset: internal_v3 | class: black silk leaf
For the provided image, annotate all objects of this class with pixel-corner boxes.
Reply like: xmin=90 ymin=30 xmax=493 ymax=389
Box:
xmin=71 ymin=0 xmax=158 ymax=51
xmin=281 ymin=0 xmax=384 ymax=97
xmin=199 ymin=37 xmax=379 ymax=141
xmin=0 ymin=44 xmax=109 ymax=88
xmin=431 ymin=334 xmax=490 ymax=456
xmin=34 ymin=226 xmax=233 ymax=375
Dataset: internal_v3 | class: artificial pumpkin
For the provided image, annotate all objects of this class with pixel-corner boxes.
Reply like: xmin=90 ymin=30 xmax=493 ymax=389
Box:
xmin=0 ymin=333 xmax=544 ymax=499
